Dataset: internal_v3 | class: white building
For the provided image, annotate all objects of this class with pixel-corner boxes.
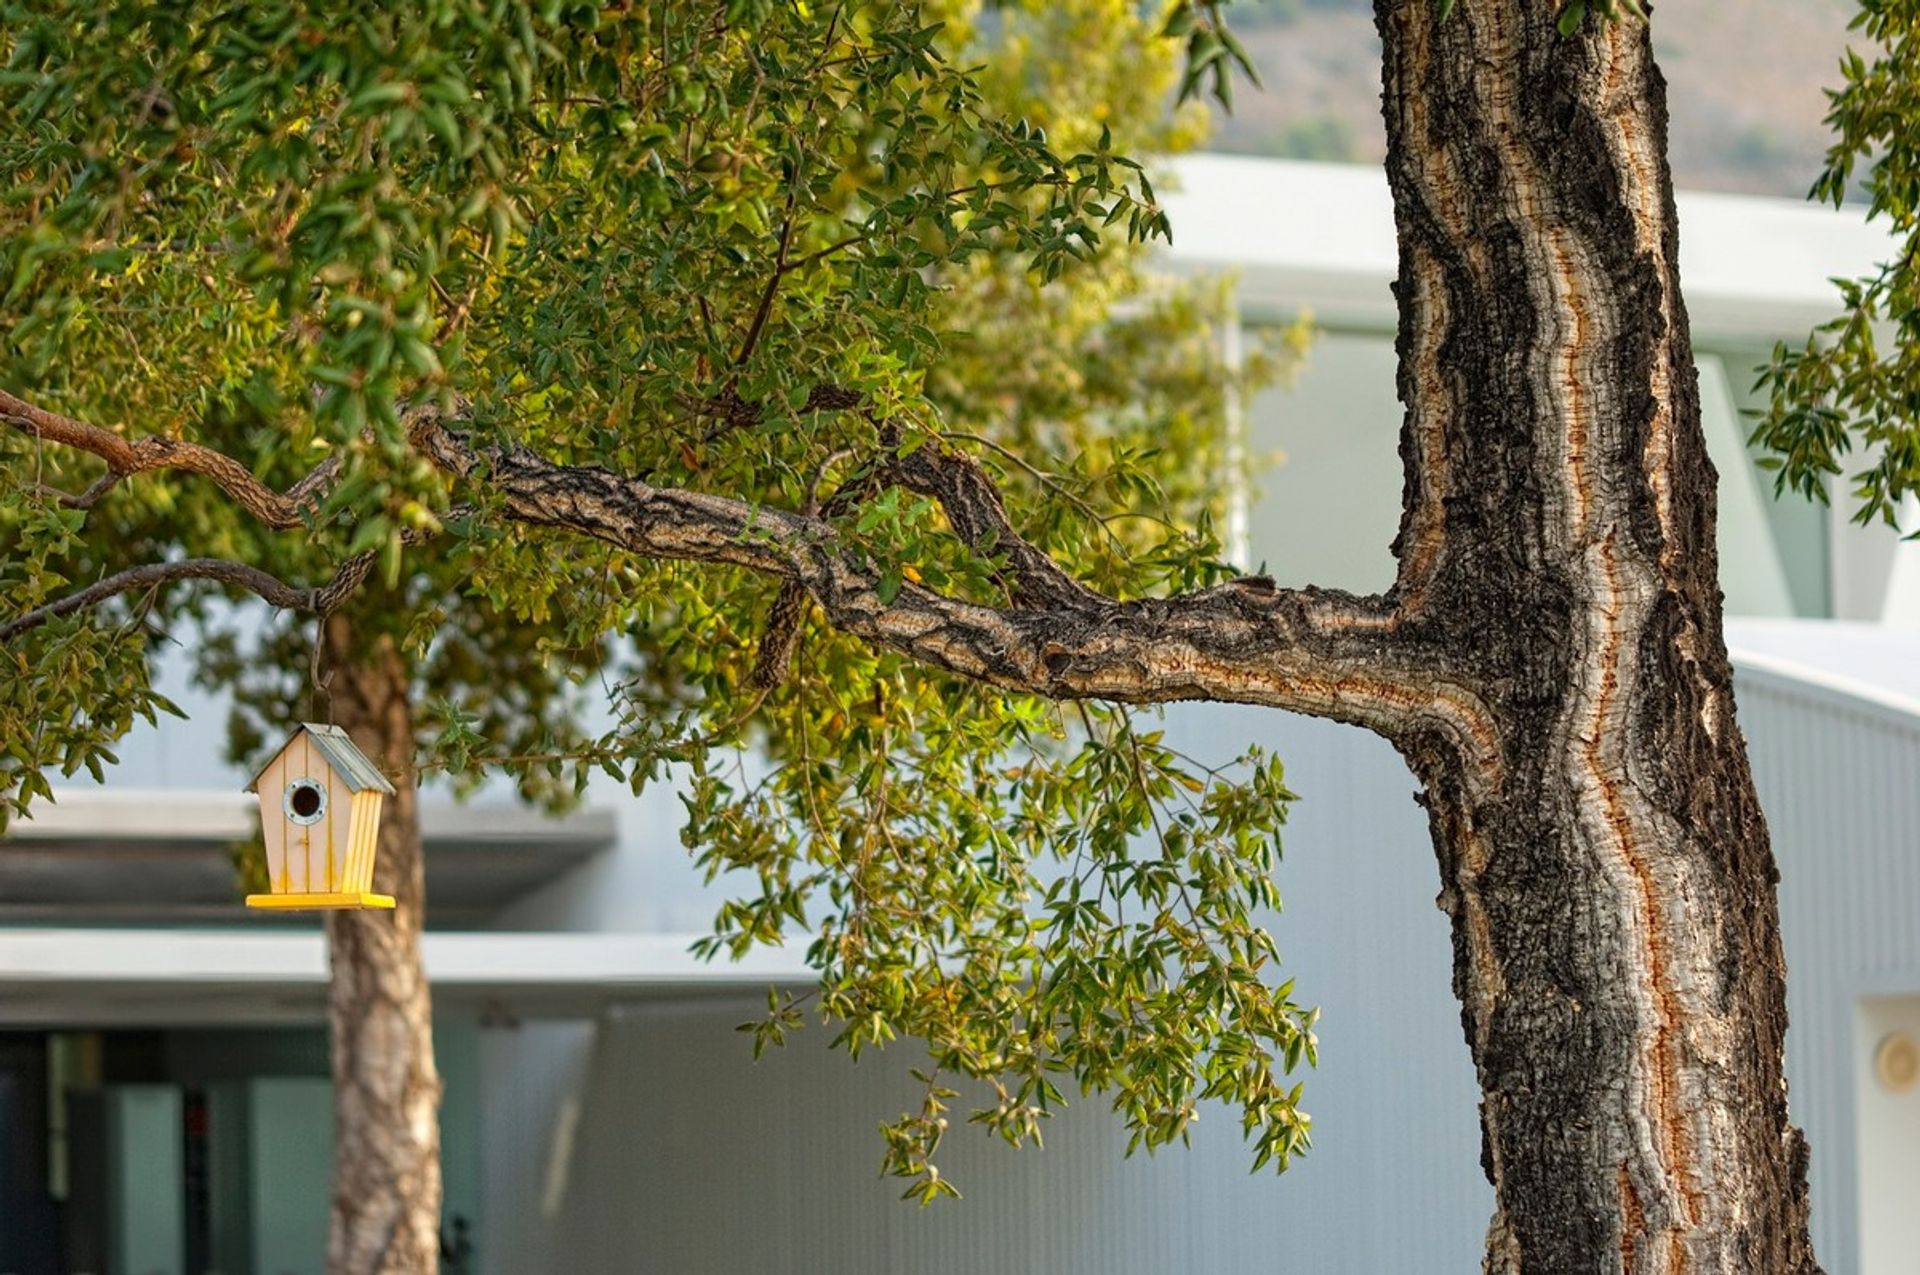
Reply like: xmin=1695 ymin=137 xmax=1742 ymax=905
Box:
xmin=2 ymin=156 xmax=1916 ymax=1274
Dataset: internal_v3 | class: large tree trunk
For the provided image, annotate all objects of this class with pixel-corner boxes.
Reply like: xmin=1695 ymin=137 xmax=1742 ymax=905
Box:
xmin=320 ymin=617 xmax=444 ymax=1274
xmin=1372 ymin=2 xmax=1819 ymax=1269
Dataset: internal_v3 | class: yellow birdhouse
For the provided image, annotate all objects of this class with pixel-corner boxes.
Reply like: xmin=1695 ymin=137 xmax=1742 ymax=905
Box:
xmin=244 ymin=723 xmax=396 ymax=911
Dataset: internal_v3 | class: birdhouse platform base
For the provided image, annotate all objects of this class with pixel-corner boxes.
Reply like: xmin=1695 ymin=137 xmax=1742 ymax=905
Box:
xmin=246 ymin=892 xmax=396 ymax=911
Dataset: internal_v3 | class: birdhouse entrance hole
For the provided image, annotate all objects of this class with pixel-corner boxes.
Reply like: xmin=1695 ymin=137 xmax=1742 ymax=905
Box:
xmin=285 ymin=780 xmax=326 ymax=825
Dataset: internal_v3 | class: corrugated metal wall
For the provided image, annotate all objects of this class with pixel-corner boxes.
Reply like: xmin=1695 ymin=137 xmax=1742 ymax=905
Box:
xmin=1733 ymin=661 xmax=1920 ymax=1275
xmin=479 ymin=666 xmax=1920 ymax=1275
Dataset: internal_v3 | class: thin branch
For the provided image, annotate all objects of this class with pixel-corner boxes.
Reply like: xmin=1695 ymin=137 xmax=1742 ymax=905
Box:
xmin=33 ymin=469 xmax=126 ymax=510
xmin=774 ymin=179 xmax=1071 ymax=278
xmin=0 ymin=553 xmax=375 ymax=643
xmin=0 ymin=388 xmax=345 ymax=529
xmin=803 ymin=448 xmax=857 ymax=516
xmin=733 ymin=182 xmax=803 ymax=369
xmin=1 ymin=509 xmax=448 ymax=643
xmin=782 ymin=231 xmax=870 ymax=274
xmin=416 ymin=689 xmax=770 ymax=775
xmin=688 ymin=380 xmax=864 ymax=444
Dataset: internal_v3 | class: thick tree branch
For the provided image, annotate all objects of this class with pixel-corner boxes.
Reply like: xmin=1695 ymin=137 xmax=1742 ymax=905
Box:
xmin=749 ymin=450 xmax=874 ymax=689
xmin=408 ymin=409 xmax=1501 ymax=776
xmin=1 ymin=384 xmax=1497 ymax=775
xmin=0 ymin=388 xmax=342 ymax=529
xmin=747 ymin=579 xmax=812 ymax=690
xmin=882 ymin=432 xmax=1107 ymax=611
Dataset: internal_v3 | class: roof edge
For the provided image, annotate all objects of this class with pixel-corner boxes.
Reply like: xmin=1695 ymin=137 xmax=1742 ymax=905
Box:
xmin=243 ymin=722 xmax=397 ymax=796
xmin=1730 ymin=648 xmax=1920 ymax=731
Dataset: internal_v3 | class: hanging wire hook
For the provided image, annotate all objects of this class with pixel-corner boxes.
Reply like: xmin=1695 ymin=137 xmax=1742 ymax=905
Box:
xmin=307 ymin=614 xmax=336 ymax=724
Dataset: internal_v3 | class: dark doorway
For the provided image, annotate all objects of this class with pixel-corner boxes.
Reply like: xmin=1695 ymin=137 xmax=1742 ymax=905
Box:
xmin=0 ymin=1034 xmax=62 ymax=1271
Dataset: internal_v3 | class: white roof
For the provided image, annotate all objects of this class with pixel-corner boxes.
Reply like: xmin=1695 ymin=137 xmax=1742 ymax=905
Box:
xmin=4 ymin=792 xmax=616 ymax=925
xmin=7 ymin=789 xmax=612 ymax=846
xmin=1160 ymin=154 xmax=1900 ymax=341
xmin=1727 ymin=618 xmax=1920 ymax=720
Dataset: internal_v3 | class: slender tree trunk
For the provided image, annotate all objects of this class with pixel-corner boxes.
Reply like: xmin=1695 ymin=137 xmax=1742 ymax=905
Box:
xmin=320 ymin=617 xmax=443 ymax=1274
xmin=1370 ymin=2 xmax=1819 ymax=1270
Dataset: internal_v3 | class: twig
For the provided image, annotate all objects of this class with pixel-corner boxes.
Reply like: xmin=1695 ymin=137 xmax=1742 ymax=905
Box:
xmin=0 ymin=388 xmax=346 ymax=529
xmin=734 ymin=182 xmax=803 ymax=369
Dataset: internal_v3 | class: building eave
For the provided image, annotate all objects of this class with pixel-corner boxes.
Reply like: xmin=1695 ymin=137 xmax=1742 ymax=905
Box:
xmin=1159 ymin=153 xmax=1899 ymax=344
xmin=2 ymin=792 xmax=619 ymax=926
xmin=0 ymin=929 xmax=811 ymax=1026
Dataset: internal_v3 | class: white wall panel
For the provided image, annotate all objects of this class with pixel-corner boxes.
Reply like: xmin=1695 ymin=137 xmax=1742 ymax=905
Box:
xmin=1736 ymin=663 xmax=1920 ymax=1275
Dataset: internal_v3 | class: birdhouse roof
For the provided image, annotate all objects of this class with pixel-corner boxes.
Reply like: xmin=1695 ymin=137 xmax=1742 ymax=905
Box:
xmin=245 ymin=723 xmax=396 ymax=796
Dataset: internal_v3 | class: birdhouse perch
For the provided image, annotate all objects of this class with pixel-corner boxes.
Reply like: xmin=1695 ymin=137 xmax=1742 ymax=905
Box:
xmin=245 ymin=723 xmax=396 ymax=910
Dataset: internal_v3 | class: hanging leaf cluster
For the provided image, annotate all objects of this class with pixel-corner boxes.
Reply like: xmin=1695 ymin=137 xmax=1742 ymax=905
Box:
xmin=1752 ymin=0 xmax=1920 ymax=532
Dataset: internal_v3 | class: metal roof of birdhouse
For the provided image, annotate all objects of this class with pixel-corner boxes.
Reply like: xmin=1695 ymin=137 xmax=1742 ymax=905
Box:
xmin=244 ymin=723 xmax=396 ymax=796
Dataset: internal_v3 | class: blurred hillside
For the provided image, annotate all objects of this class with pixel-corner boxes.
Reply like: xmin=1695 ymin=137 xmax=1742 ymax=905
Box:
xmin=1208 ymin=0 xmax=1856 ymax=197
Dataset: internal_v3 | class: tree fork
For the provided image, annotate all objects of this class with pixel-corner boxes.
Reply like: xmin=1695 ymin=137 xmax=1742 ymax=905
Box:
xmin=1375 ymin=1 xmax=1818 ymax=1269
xmin=319 ymin=616 xmax=443 ymax=1275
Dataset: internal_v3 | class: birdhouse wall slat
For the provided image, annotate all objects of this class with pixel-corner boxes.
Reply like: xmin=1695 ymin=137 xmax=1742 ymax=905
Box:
xmin=365 ymin=793 xmax=382 ymax=885
xmin=365 ymin=794 xmax=382 ymax=888
xmin=345 ymin=793 xmax=364 ymax=890
xmin=325 ymin=759 xmax=353 ymax=892
xmin=347 ymin=790 xmax=382 ymax=891
xmin=297 ymin=731 xmax=316 ymax=893
xmin=362 ymin=791 xmax=382 ymax=889
xmin=259 ymin=750 xmax=291 ymax=892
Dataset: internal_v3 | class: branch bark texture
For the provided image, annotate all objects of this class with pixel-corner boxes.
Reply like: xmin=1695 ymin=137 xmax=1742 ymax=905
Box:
xmin=408 ymin=410 xmax=1501 ymax=772
xmin=0 ymin=388 xmax=341 ymax=529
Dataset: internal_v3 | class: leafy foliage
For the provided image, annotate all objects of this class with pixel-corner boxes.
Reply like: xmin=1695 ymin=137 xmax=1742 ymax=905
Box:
xmin=0 ymin=0 xmax=1308 ymax=1196
xmin=1162 ymin=1 xmax=1264 ymax=112
xmin=1753 ymin=0 xmax=1920 ymax=530
xmin=0 ymin=490 xmax=181 ymax=807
